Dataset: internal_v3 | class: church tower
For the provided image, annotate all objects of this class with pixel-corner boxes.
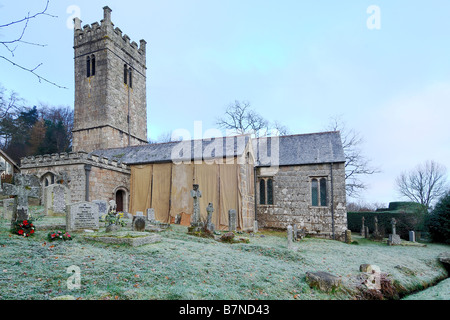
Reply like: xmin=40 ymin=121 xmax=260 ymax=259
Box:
xmin=72 ymin=6 xmax=148 ymax=153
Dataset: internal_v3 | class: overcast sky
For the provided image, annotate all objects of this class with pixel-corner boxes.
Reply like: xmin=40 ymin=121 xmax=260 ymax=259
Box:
xmin=1 ymin=0 xmax=449 ymax=205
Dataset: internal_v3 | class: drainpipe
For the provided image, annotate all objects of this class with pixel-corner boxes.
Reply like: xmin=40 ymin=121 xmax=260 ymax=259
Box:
xmin=254 ymin=166 xmax=257 ymax=222
xmin=84 ymin=164 xmax=92 ymax=202
xmin=330 ymin=162 xmax=335 ymax=240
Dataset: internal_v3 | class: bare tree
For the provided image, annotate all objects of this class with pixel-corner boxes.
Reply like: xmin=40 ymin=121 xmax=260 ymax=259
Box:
xmin=0 ymin=0 xmax=66 ymax=89
xmin=327 ymin=116 xmax=379 ymax=198
xmin=216 ymin=100 xmax=289 ymax=137
xmin=396 ymin=160 xmax=448 ymax=209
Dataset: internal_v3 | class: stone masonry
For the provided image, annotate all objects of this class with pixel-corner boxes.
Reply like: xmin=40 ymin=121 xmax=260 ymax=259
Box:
xmin=72 ymin=6 xmax=147 ymax=153
xmin=256 ymin=162 xmax=347 ymax=240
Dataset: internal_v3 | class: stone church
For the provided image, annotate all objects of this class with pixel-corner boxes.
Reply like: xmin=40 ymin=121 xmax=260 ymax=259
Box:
xmin=20 ymin=7 xmax=348 ymax=240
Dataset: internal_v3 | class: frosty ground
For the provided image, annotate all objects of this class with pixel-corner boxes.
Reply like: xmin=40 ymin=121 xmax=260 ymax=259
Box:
xmin=0 ymin=215 xmax=448 ymax=300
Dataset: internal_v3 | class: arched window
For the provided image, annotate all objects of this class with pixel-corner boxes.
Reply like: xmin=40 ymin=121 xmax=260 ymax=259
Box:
xmin=311 ymin=179 xmax=319 ymax=206
xmin=259 ymin=179 xmax=266 ymax=205
xmin=91 ymin=55 xmax=96 ymax=76
xmin=129 ymin=68 xmax=132 ymax=88
xmin=86 ymin=56 xmax=91 ymax=77
xmin=124 ymin=64 xmax=128 ymax=85
xmin=320 ymin=178 xmax=327 ymax=206
xmin=267 ymin=178 xmax=274 ymax=205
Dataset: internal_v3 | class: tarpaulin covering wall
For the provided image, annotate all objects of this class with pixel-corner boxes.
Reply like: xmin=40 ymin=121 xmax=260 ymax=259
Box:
xmin=129 ymin=161 xmax=252 ymax=230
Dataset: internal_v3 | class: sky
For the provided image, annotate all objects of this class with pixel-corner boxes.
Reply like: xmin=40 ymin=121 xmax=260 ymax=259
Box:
xmin=0 ymin=0 xmax=449 ymax=205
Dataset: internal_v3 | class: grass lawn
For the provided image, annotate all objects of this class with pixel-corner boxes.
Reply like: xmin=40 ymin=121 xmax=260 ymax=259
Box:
xmin=0 ymin=215 xmax=448 ymax=300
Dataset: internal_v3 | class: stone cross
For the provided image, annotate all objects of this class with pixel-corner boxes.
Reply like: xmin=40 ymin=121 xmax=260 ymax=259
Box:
xmin=391 ymin=218 xmax=397 ymax=235
xmin=1 ymin=174 xmax=40 ymax=223
xmin=228 ymin=209 xmax=237 ymax=232
xmin=190 ymin=184 xmax=202 ymax=226
xmin=206 ymin=203 xmax=215 ymax=233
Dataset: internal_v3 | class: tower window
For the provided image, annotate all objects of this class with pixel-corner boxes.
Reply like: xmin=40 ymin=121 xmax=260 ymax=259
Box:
xmin=86 ymin=56 xmax=91 ymax=77
xmin=129 ymin=68 xmax=132 ymax=88
xmin=124 ymin=64 xmax=128 ymax=85
xmin=86 ymin=55 xmax=96 ymax=77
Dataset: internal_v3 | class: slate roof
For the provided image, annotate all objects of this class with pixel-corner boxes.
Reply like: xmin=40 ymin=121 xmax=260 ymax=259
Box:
xmin=90 ymin=131 xmax=346 ymax=167
xmin=90 ymin=135 xmax=251 ymax=165
xmin=252 ymin=131 xmax=346 ymax=167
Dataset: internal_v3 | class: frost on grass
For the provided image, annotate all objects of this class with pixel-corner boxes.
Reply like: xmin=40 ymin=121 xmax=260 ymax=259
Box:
xmin=0 ymin=219 xmax=448 ymax=300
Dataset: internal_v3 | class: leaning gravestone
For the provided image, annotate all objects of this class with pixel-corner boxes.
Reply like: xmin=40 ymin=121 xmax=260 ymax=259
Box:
xmin=2 ymin=174 xmax=40 ymax=223
xmin=205 ymin=203 xmax=215 ymax=233
xmin=66 ymin=202 xmax=99 ymax=232
xmin=44 ymin=184 xmax=71 ymax=216
xmin=2 ymin=198 xmax=15 ymax=220
xmin=228 ymin=209 xmax=237 ymax=232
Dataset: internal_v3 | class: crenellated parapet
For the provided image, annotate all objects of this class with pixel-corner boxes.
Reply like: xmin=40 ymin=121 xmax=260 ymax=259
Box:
xmin=73 ymin=6 xmax=146 ymax=65
xmin=20 ymin=150 xmax=130 ymax=173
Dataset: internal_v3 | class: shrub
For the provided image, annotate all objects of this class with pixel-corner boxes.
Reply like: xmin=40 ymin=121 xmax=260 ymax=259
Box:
xmin=425 ymin=192 xmax=450 ymax=244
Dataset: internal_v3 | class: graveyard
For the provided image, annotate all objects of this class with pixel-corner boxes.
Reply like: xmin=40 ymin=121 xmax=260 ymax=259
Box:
xmin=0 ymin=192 xmax=449 ymax=300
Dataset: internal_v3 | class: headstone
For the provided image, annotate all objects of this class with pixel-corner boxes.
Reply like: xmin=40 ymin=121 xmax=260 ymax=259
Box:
xmin=66 ymin=202 xmax=99 ymax=232
xmin=92 ymin=200 xmax=109 ymax=220
xmin=287 ymin=225 xmax=293 ymax=249
xmin=1 ymin=174 xmax=40 ymax=223
xmin=174 ymin=214 xmax=181 ymax=224
xmin=205 ymin=203 xmax=215 ymax=233
xmin=360 ymin=216 xmax=365 ymax=237
xmin=253 ymin=220 xmax=258 ymax=233
xmin=409 ymin=231 xmax=416 ymax=242
xmin=108 ymin=200 xmax=117 ymax=214
xmin=147 ymin=208 xmax=155 ymax=223
xmin=345 ymin=229 xmax=352 ymax=244
xmin=136 ymin=211 xmax=144 ymax=217
xmin=190 ymin=184 xmax=202 ymax=226
xmin=132 ymin=216 xmax=146 ymax=232
xmin=293 ymin=224 xmax=298 ymax=241
xmin=371 ymin=216 xmax=383 ymax=240
xmin=2 ymin=198 xmax=15 ymax=220
xmin=44 ymin=184 xmax=71 ymax=216
xmin=228 ymin=209 xmax=237 ymax=232
xmin=364 ymin=226 xmax=369 ymax=239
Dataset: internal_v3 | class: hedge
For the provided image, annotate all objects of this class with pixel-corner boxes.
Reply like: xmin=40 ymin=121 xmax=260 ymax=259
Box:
xmin=347 ymin=210 xmax=426 ymax=240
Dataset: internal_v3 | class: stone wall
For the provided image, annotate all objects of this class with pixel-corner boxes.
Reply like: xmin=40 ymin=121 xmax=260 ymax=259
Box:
xmin=256 ymin=162 xmax=347 ymax=240
xmin=20 ymin=151 xmax=130 ymax=206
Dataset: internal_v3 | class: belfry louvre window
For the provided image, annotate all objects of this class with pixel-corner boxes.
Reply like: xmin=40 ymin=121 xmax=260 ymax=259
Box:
xmin=259 ymin=178 xmax=274 ymax=205
xmin=311 ymin=177 xmax=327 ymax=207
xmin=86 ymin=55 xmax=96 ymax=77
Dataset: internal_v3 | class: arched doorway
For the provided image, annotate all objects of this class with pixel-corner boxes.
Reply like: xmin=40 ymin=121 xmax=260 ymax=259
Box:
xmin=115 ymin=189 xmax=125 ymax=212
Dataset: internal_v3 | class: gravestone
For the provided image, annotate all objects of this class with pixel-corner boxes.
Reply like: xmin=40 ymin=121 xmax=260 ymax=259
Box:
xmin=92 ymin=200 xmax=108 ymax=220
xmin=387 ymin=218 xmax=401 ymax=246
xmin=345 ymin=230 xmax=352 ymax=244
xmin=205 ymin=203 xmax=215 ymax=233
xmin=44 ymin=184 xmax=71 ymax=216
xmin=132 ymin=216 xmax=146 ymax=232
xmin=364 ymin=226 xmax=369 ymax=239
xmin=174 ymin=214 xmax=181 ymax=224
xmin=1 ymin=174 xmax=40 ymax=223
xmin=66 ymin=202 xmax=99 ymax=232
xmin=147 ymin=208 xmax=155 ymax=223
xmin=228 ymin=209 xmax=237 ymax=232
xmin=293 ymin=224 xmax=298 ymax=241
xmin=253 ymin=220 xmax=258 ymax=233
xmin=371 ymin=216 xmax=383 ymax=240
xmin=287 ymin=225 xmax=293 ymax=249
xmin=360 ymin=216 xmax=365 ymax=237
xmin=2 ymin=198 xmax=15 ymax=220
xmin=190 ymin=184 xmax=202 ymax=227
xmin=409 ymin=231 xmax=416 ymax=242
xmin=108 ymin=200 xmax=117 ymax=214
xmin=136 ymin=211 xmax=144 ymax=217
